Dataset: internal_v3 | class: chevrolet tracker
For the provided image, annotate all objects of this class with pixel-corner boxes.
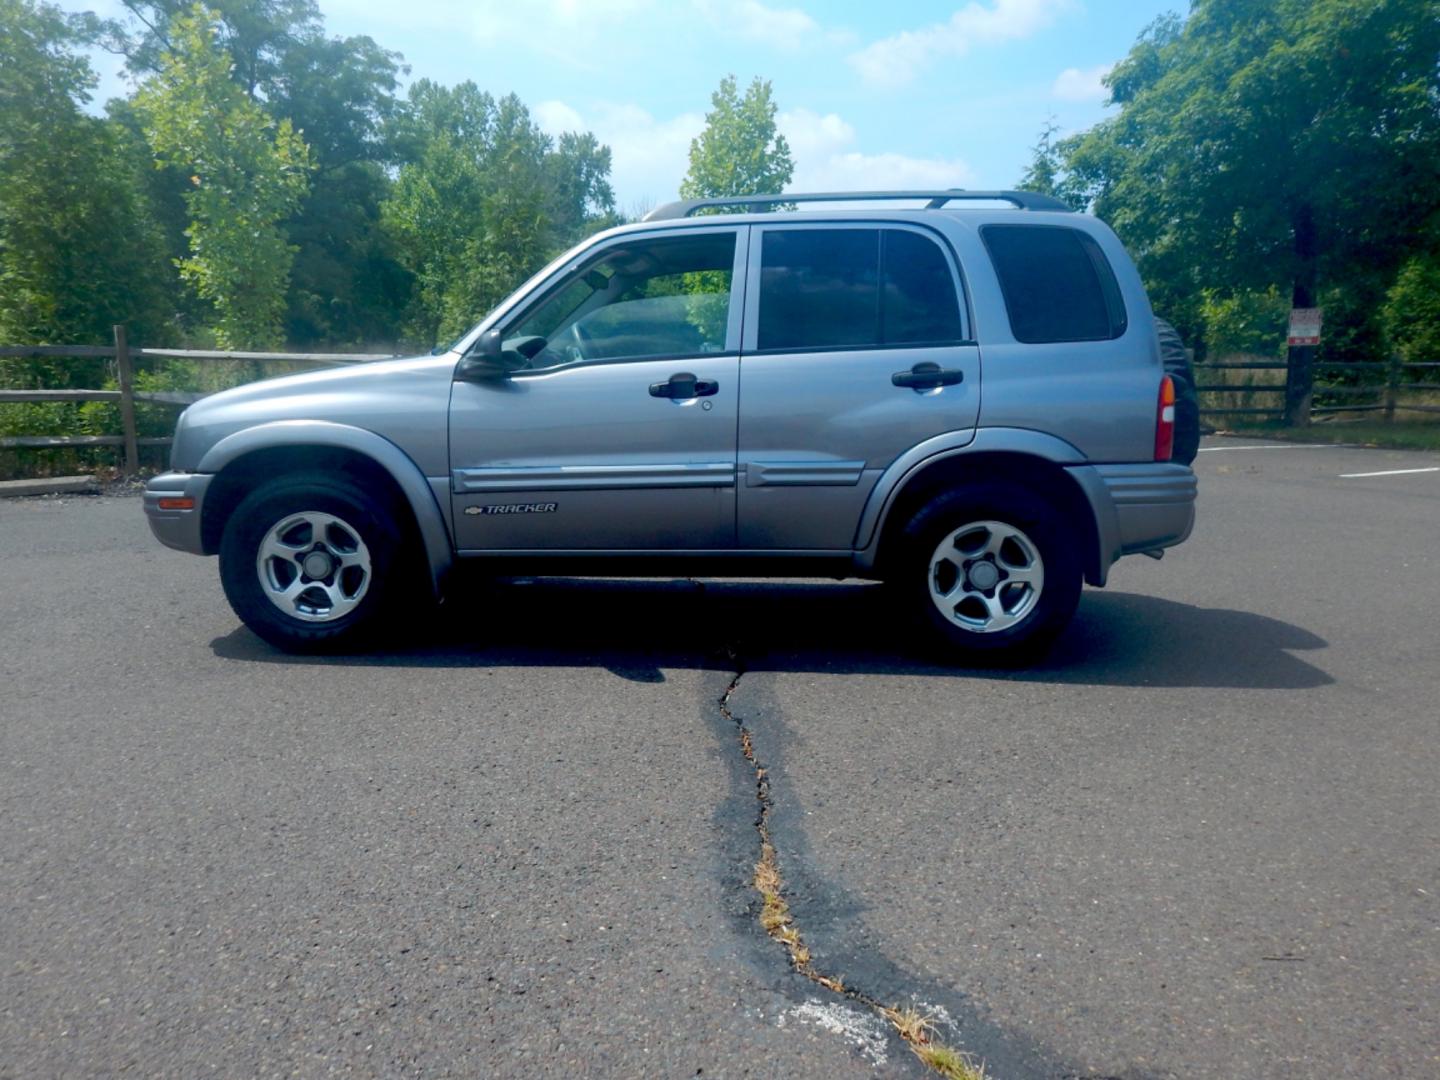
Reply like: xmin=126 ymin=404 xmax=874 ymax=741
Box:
xmin=144 ymin=190 xmax=1197 ymax=659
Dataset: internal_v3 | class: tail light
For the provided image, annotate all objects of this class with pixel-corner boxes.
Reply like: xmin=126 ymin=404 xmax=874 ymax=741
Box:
xmin=1155 ymin=375 xmax=1176 ymax=462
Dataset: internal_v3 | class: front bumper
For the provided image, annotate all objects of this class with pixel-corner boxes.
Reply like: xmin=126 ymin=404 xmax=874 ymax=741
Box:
xmin=143 ymin=472 xmax=214 ymax=555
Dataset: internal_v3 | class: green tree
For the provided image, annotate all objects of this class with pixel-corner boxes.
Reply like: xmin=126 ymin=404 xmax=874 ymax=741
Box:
xmin=1383 ymin=247 xmax=1440 ymax=365
xmin=112 ymin=0 xmax=410 ymax=347
xmin=546 ymin=131 xmax=619 ymax=244
xmin=381 ymin=82 xmax=614 ymax=346
xmin=134 ymin=4 xmax=312 ymax=348
xmin=680 ymin=75 xmax=793 ymax=199
xmin=0 ymin=0 xmax=173 ymax=345
xmin=1198 ymin=287 xmax=1290 ymax=359
xmin=1061 ymin=1 xmax=1440 ymax=361
xmin=110 ymin=0 xmax=325 ymax=97
xmin=1018 ymin=118 xmax=1071 ymax=203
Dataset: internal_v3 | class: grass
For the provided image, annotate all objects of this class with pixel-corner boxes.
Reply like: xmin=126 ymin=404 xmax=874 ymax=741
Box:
xmin=913 ymin=1041 xmax=988 ymax=1080
xmin=883 ymin=1005 xmax=939 ymax=1044
xmin=1219 ymin=419 xmax=1440 ymax=452
xmin=881 ymin=1005 xmax=987 ymax=1080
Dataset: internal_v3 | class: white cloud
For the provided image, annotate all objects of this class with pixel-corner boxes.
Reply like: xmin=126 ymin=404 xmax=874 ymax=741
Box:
xmin=534 ymin=100 xmax=586 ymax=134
xmin=800 ymin=151 xmax=978 ymax=191
xmin=779 ymin=107 xmax=976 ymax=193
xmin=336 ymin=0 xmax=829 ymax=52
xmin=535 ymin=100 xmax=705 ymax=213
xmin=1052 ymin=63 xmax=1115 ymax=103
xmin=850 ymin=0 xmax=1074 ymax=88
xmin=727 ymin=0 xmax=819 ymax=48
xmin=778 ymin=107 xmax=856 ymax=159
xmin=692 ymin=0 xmax=849 ymax=50
xmin=321 ymin=0 xmax=657 ymax=44
xmin=550 ymin=0 xmax=653 ymax=19
xmin=533 ymin=101 xmax=976 ymax=211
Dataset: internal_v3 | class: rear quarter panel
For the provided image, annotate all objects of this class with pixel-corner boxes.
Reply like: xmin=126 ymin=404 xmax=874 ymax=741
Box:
xmin=938 ymin=214 xmax=1161 ymax=464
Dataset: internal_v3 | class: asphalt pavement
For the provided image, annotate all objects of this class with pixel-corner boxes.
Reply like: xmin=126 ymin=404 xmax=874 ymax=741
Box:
xmin=2 ymin=435 xmax=1437 ymax=1078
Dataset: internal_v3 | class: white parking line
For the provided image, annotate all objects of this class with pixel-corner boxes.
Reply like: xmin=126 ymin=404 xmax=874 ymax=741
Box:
xmin=1197 ymin=444 xmax=1348 ymax=452
xmin=1339 ymin=467 xmax=1440 ymax=479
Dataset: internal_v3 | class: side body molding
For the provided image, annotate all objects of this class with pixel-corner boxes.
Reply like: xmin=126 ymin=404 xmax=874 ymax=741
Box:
xmin=197 ymin=420 xmax=454 ymax=593
xmin=852 ymin=427 xmax=1098 ymax=569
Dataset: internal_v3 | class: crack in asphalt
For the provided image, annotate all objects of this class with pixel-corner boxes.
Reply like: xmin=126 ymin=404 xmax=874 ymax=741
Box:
xmin=716 ymin=649 xmax=985 ymax=1079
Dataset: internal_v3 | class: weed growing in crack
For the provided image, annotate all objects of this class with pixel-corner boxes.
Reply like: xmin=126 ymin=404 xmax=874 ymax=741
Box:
xmin=883 ymin=1005 xmax=939 ymax=1045
xmin=914 ymin=1040 xmax=988 ymax=1079
xmin=884 ymin=1007 xmax=988 ymax=1079
xmin=719 ymin=663 xmax=988 ymax=1080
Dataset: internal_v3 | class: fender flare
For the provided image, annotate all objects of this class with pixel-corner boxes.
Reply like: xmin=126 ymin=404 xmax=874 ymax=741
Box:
xmin=853 ymin=427 xmax=1109 ymax=576
xmin=198 ymin=420 xmax=453 ymax=594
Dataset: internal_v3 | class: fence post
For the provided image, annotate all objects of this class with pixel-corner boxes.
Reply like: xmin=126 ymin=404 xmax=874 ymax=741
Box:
xmin=1383 ymin=354 xmax=1401 ymax=424
xmin=113 ymin=324 xmax=139 ymax=475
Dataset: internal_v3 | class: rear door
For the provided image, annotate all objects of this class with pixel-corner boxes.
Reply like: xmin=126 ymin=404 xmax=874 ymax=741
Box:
xmin=449 ymin=226 xmax=745 ymax=551
xmin=736 ymin=223 xmax=979 ymax=549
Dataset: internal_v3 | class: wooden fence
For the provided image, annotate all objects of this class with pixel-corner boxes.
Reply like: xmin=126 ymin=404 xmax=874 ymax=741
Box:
xmin=1195 ymin=355 xmax=1440 ymax=423
xmin=0 ymin=325 xmax=396 ymax=474
xmin=5 ymin=326 xmax=1438 ymax=476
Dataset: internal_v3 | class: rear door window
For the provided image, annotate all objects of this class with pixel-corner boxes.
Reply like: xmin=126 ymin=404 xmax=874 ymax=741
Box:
xmin=881 ymin=229 xmax=965 ymax=345
xmin=981 ymin=225 xmax=1127 ymax=343
xmin=757 ymin=228 xmax=964 ymax=351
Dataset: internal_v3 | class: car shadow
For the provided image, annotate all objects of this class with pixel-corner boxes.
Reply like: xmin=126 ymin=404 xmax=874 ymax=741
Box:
xmin=211 ymin=575 xmax=1333 ymax=691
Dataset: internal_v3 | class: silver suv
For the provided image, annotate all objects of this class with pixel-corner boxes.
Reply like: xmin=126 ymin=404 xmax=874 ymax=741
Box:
xmin=144 ymin=190 xmax=1196 ymax=659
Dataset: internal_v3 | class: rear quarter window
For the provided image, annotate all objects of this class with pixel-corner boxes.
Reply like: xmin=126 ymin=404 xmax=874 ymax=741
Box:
xmin=981 ymin=225 xmax=1127 ymax=344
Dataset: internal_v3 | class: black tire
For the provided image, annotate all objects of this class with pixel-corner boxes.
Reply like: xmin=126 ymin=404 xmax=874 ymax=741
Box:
xmin=895 ymin=483 xmax=1082 ymax=662
xmin=219 ymin=473 xmax=405 ymax=653
xmin=1171 ymin=380 xmax=1201 ymax=465
xmin=1155 ymin=316 xmax=1200 ymax=465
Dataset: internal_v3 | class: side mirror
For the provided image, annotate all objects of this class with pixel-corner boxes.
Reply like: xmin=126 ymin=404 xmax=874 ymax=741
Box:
xmin=454 ymin=328 xmax=527 ymax=382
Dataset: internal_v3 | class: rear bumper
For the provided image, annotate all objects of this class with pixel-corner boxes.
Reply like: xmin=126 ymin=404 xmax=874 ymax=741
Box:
xmin=1068 ymin=463 xmax=1196 ymax=584
xmin=142 ymin=472 xmax=213 ymax=555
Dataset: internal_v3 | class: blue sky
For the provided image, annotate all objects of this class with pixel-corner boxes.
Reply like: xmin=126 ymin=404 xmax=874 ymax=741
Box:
xmin=63 ymin=0 xmax=1183 ymax=213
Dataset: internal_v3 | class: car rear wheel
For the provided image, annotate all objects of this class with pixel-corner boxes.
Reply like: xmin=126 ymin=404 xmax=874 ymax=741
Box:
xmin=219 ymin=474 xmax=404 ymax=652
xmin=897 ymin=484 xmax=1081 ymax=661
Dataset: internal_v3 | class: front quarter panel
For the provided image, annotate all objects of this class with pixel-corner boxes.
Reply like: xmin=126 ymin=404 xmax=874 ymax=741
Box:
xmin=164 ymin=357 xmax=457 ymax=591
xmin=170 ymin=356 xmax=454 ymax=476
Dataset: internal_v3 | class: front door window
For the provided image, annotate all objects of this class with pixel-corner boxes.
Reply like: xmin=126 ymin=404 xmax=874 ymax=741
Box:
xmin=512 ymin=231 xmax=737 ymax=368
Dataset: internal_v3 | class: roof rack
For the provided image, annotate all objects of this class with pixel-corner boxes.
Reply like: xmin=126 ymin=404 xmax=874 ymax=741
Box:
xmin=642 ymin=189 xmax=1072 ymax=221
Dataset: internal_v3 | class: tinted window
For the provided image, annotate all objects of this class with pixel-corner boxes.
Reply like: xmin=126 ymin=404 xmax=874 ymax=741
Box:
xmin=981 ymin=225 xmax=1127 ymax=344
xmin=881 ymin=229 xmax=964 ymax=344
xmin=758 ymin=228 xmax=963 ymax=351
xmin=759 ymin=230 xmax=879 ymax=351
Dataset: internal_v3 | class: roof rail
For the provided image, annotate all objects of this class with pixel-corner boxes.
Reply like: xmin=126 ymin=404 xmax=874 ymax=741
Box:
xmin=642 ymin=189 xmax=1072 ymax=221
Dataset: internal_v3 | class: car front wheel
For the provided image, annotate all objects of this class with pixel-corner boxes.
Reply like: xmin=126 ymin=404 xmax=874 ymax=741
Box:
xmin=219 ymin=474 xmax=404 ymax=652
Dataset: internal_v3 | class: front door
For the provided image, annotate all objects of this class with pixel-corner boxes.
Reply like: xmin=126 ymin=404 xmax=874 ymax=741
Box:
xmin=736 ymin=223 xmax=980 ymax=549
xmin=450 ymin=226 xmax=746 ymax=551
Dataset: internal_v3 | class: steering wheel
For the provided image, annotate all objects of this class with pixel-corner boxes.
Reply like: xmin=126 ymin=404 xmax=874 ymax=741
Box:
xmin=545 ymin=318 xmax=591 ymax=364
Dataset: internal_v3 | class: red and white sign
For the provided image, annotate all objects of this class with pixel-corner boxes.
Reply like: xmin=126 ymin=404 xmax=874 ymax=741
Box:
xmin=1287 ymin=308 xmax=1322 ymax=347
